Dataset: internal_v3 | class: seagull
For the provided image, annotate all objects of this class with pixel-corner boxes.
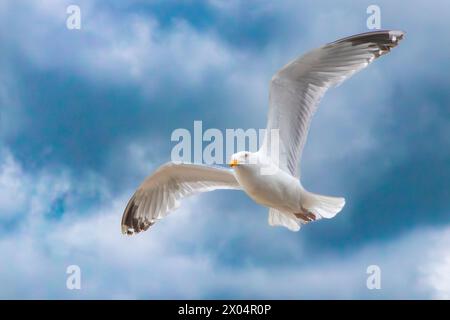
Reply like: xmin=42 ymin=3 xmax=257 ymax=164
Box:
xmin=121 ymin=30 xmax=404 ymax=234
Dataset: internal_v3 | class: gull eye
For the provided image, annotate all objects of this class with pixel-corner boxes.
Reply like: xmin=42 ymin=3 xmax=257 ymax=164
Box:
xmin=245 ymin=153 xmax=249 ymax=158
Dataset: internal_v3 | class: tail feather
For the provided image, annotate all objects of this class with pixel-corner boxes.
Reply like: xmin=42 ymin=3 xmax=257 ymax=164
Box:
xmin=302 ymin=190 xmax=345 ymax=219
xmin=267 ymin=191 xmax=345 ymax=232
xmin=268 ymin=208 xmax=301 ymax=231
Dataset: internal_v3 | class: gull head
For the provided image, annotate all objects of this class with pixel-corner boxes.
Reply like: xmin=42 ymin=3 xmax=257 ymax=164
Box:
xmin=229 ymin=151 xmax=258 ymax=168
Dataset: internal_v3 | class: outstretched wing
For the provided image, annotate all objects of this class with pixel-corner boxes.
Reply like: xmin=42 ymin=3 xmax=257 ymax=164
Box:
xmin=260 ymin=30 xmax=405 ymax=177
xmin=121 ymin=162 xmax=241 ymax=235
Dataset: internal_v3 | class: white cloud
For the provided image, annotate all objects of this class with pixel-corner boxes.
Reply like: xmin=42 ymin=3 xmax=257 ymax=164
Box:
xmin=420 ymin=233 xmax=450 ymax=299
xmin=0 ymin=148 xmax=72 ymax=223
xmin=0 ymin=147 xmax=449 ymax=299
xmin=0 ymin=149 xmax=28 ymax=218
xmin=1 ymin=1 xmax=236 ymax=93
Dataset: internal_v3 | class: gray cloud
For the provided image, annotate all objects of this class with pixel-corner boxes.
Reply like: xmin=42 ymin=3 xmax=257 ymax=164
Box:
xmin=1 ymin=0 xmax=449 ymax=299
xmin=1 ymin=146 xmax=450 ymax=299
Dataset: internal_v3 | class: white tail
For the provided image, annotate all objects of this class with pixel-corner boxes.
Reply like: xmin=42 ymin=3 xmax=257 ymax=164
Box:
xmin=301 ymin=190 xmax=346 ymax=219
xmin=267 ymin=191 xmax=345 ymax=232
xmin=268 ymin=208 xmax=301 ymax=231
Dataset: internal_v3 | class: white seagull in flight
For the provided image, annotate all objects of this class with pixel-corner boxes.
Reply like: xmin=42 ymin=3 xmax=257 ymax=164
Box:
xmin=122 ymin=30 xmax=404 ymax=234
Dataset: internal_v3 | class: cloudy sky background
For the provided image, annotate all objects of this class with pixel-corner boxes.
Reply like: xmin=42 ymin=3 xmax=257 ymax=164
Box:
xmin=0 ymin=0 xmax=449 ymax=299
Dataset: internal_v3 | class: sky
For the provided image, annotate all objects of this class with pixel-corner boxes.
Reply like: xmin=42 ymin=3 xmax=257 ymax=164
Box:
xmin=0 ymin=0 xmax=449 ymax=299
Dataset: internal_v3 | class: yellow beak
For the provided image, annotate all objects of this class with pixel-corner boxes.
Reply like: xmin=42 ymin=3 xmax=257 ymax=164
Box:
xmin=229 ymin=159 xmax=238 ymax=167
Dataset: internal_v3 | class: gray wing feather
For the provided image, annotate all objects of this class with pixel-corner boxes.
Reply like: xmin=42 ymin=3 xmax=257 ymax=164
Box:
xmin=121 ymin=162 xmax=241 ymax=235
xmin=260 ymin=30 xmax=405 ymax=177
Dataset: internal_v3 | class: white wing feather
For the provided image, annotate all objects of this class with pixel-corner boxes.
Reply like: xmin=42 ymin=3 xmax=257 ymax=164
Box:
xmin=260 ymin=30 xmax=405 ymax=177
xmin=121 ymin=162 xmax=241 ymax=235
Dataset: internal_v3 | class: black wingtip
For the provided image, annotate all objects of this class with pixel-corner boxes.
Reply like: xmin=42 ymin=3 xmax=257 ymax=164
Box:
xmin=121 ymin=194 xmax=156 ymax=236
xmin=121 ymin=195 xmax=139 ymax=235
xmin=325 ymin=30 xmax=405 ymax=60
xmin=327 ymin=30 xmax=405 ymax=47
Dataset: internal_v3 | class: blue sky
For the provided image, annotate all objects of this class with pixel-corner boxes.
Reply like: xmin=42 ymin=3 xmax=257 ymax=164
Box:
xmin=0 ymin=0 xmax=449 ymax=299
